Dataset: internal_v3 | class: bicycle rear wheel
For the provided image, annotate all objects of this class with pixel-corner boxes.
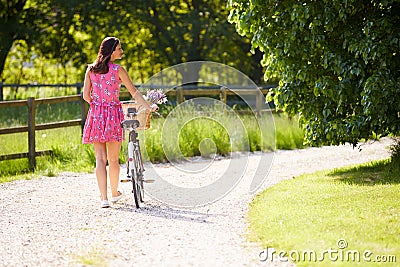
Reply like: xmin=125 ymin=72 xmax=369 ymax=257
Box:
xmin=131 ymin=165 xmax=141 ymax=208
xmin=131 ymin=148 xmax=143 ymax=208
xmin=134 ymin=149 xmax=145 ymax=203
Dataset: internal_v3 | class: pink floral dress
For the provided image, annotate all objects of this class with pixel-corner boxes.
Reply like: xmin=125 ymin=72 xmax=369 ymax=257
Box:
xmin=82 ymin=63 xmax=124 ymax=144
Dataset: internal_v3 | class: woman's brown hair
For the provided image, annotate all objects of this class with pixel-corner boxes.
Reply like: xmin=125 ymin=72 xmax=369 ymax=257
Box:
xmin=90 ymin=37 xmax=120 ymax=74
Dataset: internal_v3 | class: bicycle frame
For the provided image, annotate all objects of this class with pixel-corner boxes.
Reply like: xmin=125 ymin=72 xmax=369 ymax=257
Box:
xmin=121 ymin=105 xmax=155 ymax=208
xmin=120 ymin=106 xmax=141 ymax=207
xmin=127 ymin=130 xmax=144 ymax=178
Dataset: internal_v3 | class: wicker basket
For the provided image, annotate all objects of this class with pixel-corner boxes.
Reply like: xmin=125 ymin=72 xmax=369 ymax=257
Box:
xmin=121 ymin=101 xmax=151 ymax=130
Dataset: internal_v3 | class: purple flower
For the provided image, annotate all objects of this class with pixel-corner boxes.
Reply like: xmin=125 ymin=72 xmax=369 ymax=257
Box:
xmin=145 ymin=89 xmax=168 ymax=104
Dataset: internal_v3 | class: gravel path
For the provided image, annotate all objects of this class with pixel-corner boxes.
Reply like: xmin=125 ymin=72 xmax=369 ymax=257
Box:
xmin=0 ymin=138 xmax=392 ymax=267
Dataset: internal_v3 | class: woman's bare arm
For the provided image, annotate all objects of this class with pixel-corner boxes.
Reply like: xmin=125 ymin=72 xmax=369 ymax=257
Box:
xmin=118 ymin=66 xmax=153 ymax=110
xmin=82 ymin=67 xmax=92 ymax=103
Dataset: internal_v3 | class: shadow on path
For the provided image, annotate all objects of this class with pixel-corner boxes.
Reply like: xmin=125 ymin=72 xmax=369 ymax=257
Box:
xmin=114 ymin=202 xmax=218 ymax=224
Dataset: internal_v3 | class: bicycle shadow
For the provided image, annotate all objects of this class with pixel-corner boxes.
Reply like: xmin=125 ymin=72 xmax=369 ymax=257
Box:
xmin=114 ymin=202 xmax=217 ymax=224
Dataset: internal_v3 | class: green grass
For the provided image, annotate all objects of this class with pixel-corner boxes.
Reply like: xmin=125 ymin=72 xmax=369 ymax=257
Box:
xmin=275 ymin=114 xmax=305 ymax=150
xmin=0 ymin=126 xmax=94 ymax=181
xmin=132 ymin=111 xmax=304 ymax=163
xmin=2 ymin=86 xmax=80 ymax=101
xmin=0 ymin=104 xmax=305 ymax=180
xmin=248 ymin=159 xmax=400 ymax=266
xmin=0 ymin=101 xmax=81 ymax=128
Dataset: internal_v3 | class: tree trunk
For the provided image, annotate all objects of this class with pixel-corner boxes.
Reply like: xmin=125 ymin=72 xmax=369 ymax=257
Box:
xmin=0 ymin=35 xmax=15 ymax=81
xmin=0 ymin=0 xmax=27 ymax=80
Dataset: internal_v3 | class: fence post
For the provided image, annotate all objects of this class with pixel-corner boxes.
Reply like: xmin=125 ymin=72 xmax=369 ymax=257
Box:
xmin=220 ymin=86 xmax=227 ymax=105
xmin=27 ymin=97 xmax=36 ymax=170
xmin=256 ymin=87 xmax=264 ymax=115
xmin=76 ymin=83 xmax=82 ymax=95
xmin=176 ymin=87 xmax=184 ymax=104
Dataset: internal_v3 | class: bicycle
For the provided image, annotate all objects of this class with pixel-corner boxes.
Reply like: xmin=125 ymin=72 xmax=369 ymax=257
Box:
xmin=120 ymin=101 xmax=154 ymax=208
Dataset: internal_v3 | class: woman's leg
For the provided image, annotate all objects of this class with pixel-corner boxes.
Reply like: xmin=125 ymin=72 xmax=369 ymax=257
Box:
xmin=107 ymin=141 xmax=122 ymax=197
xmin=93 ymin=142 xmax=108 ymax=200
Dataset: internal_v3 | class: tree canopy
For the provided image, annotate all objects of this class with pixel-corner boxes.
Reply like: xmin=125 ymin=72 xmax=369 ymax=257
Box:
xmin=120 ymin=0 xmax=265 ymax=83
xmin=0 ymin=0 xmax=88 ymax=81
xmin=228 ymin=0 xmax=400 ymax=146
xmin=1 ymin=0 xmax=266 ymax=85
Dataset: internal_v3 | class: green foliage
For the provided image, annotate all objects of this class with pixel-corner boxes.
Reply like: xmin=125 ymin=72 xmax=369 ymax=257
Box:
xmin=0 ymin=101 xmax=81 ymax=128
xmin=0 ymin=0 xmax=89 ymax=81
xmin=1 ymin=110 xmax=304 ymax=179
xmin=178 ymin=118 xmax=231 ymax=157
xmin=275 ymin=114 xmax=305 ymax=150
xmin=1 ymin=1 xmax=267 ymax=85
xmin=0 ymin=126 xmax=94 ymax=180
xmin=0 ymin=158 xmax=31 ymax=179
xmin=0 ymin=102 xmax=81 ymax=176
xmin=389 ymin=137 xmax=400 ymax=165
xmin=3 ymin=40 xmax=84 ymax=86
xmin=228 ymin=0 xmax=400 ymax=147
xmin=120 ymin=0 xmax=266 ymax=83
xmin=83 ymin=144 xmax=96 ymax=167
xmin=139 ymin=109 xmax=304 ymax=163
xmin=240 ymin=112 xmax=305 ymax=151
xmin=140 ymin=104 xmax=244 ymax=162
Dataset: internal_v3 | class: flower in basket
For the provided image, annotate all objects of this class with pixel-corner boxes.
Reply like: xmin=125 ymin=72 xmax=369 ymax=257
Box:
xmin=145 ymin=89 xmax=168 ymax=105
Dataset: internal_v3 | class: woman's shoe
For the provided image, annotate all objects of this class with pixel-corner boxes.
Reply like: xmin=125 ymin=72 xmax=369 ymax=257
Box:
xmin=110 ymin=191 xmax=123 ymax=204
xmin=100 ymin=200 xmax=110 ymax=208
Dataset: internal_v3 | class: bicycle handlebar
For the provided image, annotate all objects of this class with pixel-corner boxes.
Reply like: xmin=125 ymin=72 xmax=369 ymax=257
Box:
xmin=121 ymin=100 xmax=158 ymax=115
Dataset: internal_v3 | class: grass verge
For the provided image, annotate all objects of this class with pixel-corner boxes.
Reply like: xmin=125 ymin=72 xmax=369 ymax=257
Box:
xmin=0 ymin=112 xmax=304 ymax=182
xmin=0 ymin=126 xmax=94 ymax=182
xmin=248 ymin=159 xmax=400 ymax=266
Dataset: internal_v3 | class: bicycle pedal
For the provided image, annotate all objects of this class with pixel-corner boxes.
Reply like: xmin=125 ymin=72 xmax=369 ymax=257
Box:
xmin=120 ymin=178 xmax=132 ymax=183
xmin=143 ymin=179 xmax=155 ymax=183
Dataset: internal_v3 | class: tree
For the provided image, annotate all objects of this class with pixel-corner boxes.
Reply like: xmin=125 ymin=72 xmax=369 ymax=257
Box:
xmin=0 ymin=0 xmax=93 ymax=81
xmin=228 ymin=0 xmax=400 ymax=146
xmin=0 ymin=0 xmax=30 ymax=80
xmin=1 ymin=1 xmax=267 ymax=85
xmin=112 ymin=0 xmax=266 ymax=84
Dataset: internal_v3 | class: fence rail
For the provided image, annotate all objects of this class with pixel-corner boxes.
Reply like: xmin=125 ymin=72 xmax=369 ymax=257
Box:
xmin=0 ymin=83 xmax=83 ymax=101
xmin=0 ymin=85 xmax=273 ymax=170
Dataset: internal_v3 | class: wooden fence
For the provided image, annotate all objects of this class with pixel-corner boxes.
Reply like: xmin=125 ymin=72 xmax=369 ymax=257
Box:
xmin=0 ymin=85 xmax=272 ymax=170
xmin=0 ymin=83 xmax=83 ymax=101
xmin=0 ymin=95 xmax=87 ymax=170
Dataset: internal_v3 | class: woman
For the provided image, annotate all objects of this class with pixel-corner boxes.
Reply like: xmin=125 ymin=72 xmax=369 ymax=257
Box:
xmin=82 ymin=37 xmax=157 ymax=208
